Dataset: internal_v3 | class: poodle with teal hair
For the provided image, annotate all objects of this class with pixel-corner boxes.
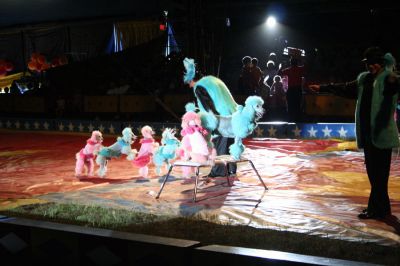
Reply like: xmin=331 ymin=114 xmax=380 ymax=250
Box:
xmin=198 ymin=95 xmax=265 ymax=160
xmin=96 ymin=127 xmax=137 ymax=177
xmin=152 ymin=128 xmax=181 ymax=176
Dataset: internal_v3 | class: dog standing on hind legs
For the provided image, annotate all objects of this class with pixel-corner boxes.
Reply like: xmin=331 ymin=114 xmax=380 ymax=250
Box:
xmin=132 ymin=125 xmax=158 ymax=178
xmin=153 ymin=128 xmax=181 ymax=176
xmin=96 ymin=127 xmax=137 ymax=177
xmin=75 ymin=130 xmax=103 ymax=177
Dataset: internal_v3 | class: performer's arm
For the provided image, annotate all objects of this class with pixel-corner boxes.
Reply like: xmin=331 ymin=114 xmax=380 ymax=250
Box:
xmin=318 ymin=80 xmax=358 ymax=99
xmin=195 ymin=85 xmax=218 ymax=113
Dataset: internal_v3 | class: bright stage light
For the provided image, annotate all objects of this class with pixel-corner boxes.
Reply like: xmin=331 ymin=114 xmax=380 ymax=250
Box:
xmin=265 ymin=16 xmax=277 ymax=28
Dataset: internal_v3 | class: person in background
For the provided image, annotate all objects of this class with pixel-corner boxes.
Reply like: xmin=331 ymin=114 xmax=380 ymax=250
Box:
xmin=238 ymin=56 xmax=253 ymax=96
xmin=269 ymin=75 xmax=287 ymax=120
xmin=268 ymin=52 xmax=280 ymax=66
xmin=309 ymin=47 xmax=400 ymax=220
xmin=263 ymin=60 xmax=278 ymax=88
xmin=280 ymin=56 xmax=306 ymax=122
xmin=250 ymin=57 xmax=263 ymax=95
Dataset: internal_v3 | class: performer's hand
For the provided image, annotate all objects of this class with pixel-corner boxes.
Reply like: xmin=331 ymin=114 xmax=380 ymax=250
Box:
xmin=308 ymin=84 xmax=320 ymax=93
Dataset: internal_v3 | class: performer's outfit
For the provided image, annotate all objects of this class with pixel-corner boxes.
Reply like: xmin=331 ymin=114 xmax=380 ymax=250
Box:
xmin=193 ymin=76 xmax=238 ymax=177
xmin=320 ymin=69 xmax=399 ymax=218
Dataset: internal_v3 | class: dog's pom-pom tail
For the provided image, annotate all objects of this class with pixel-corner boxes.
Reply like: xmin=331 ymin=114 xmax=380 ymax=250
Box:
xmin=185 ymin=102 xmax=197 ymax=113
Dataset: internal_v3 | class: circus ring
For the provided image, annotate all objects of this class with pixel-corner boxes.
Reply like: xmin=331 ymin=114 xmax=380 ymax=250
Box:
xmin=0 ymin=117 xmax=399 ymax=265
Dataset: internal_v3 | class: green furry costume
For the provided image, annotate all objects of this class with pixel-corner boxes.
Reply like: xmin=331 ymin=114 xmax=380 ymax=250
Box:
xmin=194 ymin=76 xmax=238 ymax=116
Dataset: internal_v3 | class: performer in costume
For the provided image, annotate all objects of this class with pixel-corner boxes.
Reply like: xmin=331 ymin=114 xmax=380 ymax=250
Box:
xmin=183 ymin=58 xmax=238 ymax=177
xmin=309 ymin=47 xmax=400 ymax=219
xmin=384 ymin=53 xmax=400 ymax=132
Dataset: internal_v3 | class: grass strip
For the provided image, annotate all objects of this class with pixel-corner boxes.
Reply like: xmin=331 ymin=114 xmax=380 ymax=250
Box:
xmin=1 ymin=202 xmax=399 ymax=265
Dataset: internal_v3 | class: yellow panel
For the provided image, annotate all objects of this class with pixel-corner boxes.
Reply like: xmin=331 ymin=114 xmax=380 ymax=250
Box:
xmin=0 ymin=72 xmax=27 ymax=89
xmin=304 ymin=95 xmax=355 ymax=116
xmin=163 ymin=94 xmax=194 ymax=112
xmin=84 ymin=96 xmax=118 ymax=112
xmin=14 ymin=96 xmax=45 ymax=112
xmin=120 ymin=95 xmax=156 ymax=112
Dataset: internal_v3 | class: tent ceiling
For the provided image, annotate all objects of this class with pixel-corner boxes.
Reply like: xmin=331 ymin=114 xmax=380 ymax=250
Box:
xmin=0 ymin=0 xmax=164 ymax=28
xmin=1 ymin=0 xmax=399 ymax=28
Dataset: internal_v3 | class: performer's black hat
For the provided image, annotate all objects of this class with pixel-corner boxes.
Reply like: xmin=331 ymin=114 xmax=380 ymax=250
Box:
xmin=362 ymin=47 xmax=384 ymax=65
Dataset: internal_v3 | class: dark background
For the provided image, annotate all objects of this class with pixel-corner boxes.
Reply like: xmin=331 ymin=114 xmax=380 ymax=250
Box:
xmin=1 ymin=0 xmax=400 ymax=121
xmin=2 ymin=0 xmax=400 ymax=81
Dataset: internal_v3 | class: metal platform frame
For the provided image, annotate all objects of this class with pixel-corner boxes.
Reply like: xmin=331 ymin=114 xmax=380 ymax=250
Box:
xmin=156 ymin=156 xmax=268 ymax=202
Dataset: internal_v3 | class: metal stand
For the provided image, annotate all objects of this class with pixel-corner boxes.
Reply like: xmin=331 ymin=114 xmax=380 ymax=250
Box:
xmin=155 ymin=157 xmax=267 ymax=202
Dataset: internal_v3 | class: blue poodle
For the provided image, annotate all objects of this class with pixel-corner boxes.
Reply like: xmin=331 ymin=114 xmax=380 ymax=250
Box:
xmin=152 ymin=128 xmax=181 ymax=175
xmin=199 ymin=95 xmax=265 ymax=160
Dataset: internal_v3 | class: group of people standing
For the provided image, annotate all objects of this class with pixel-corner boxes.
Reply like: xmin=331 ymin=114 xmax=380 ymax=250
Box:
xmin=238 ymin=52 xmax=306 ymax=122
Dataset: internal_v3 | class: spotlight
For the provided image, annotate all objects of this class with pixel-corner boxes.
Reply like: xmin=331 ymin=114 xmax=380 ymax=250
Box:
xmin=265 ymin=16 xmax=277 ymax=28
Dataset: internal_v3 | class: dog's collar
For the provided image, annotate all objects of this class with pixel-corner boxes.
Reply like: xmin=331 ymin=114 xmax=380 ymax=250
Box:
xmin=87 ymin=139 xmax=100 ymax=145
xmin=181 ymin=125 xmax=208 ymax=136
xmin=140 ymin=138 xmax=154 ymax=144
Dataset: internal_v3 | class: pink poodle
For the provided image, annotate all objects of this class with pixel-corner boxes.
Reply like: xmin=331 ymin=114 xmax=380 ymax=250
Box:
xmin=75 ymin=130 xmax=103 ymax=176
